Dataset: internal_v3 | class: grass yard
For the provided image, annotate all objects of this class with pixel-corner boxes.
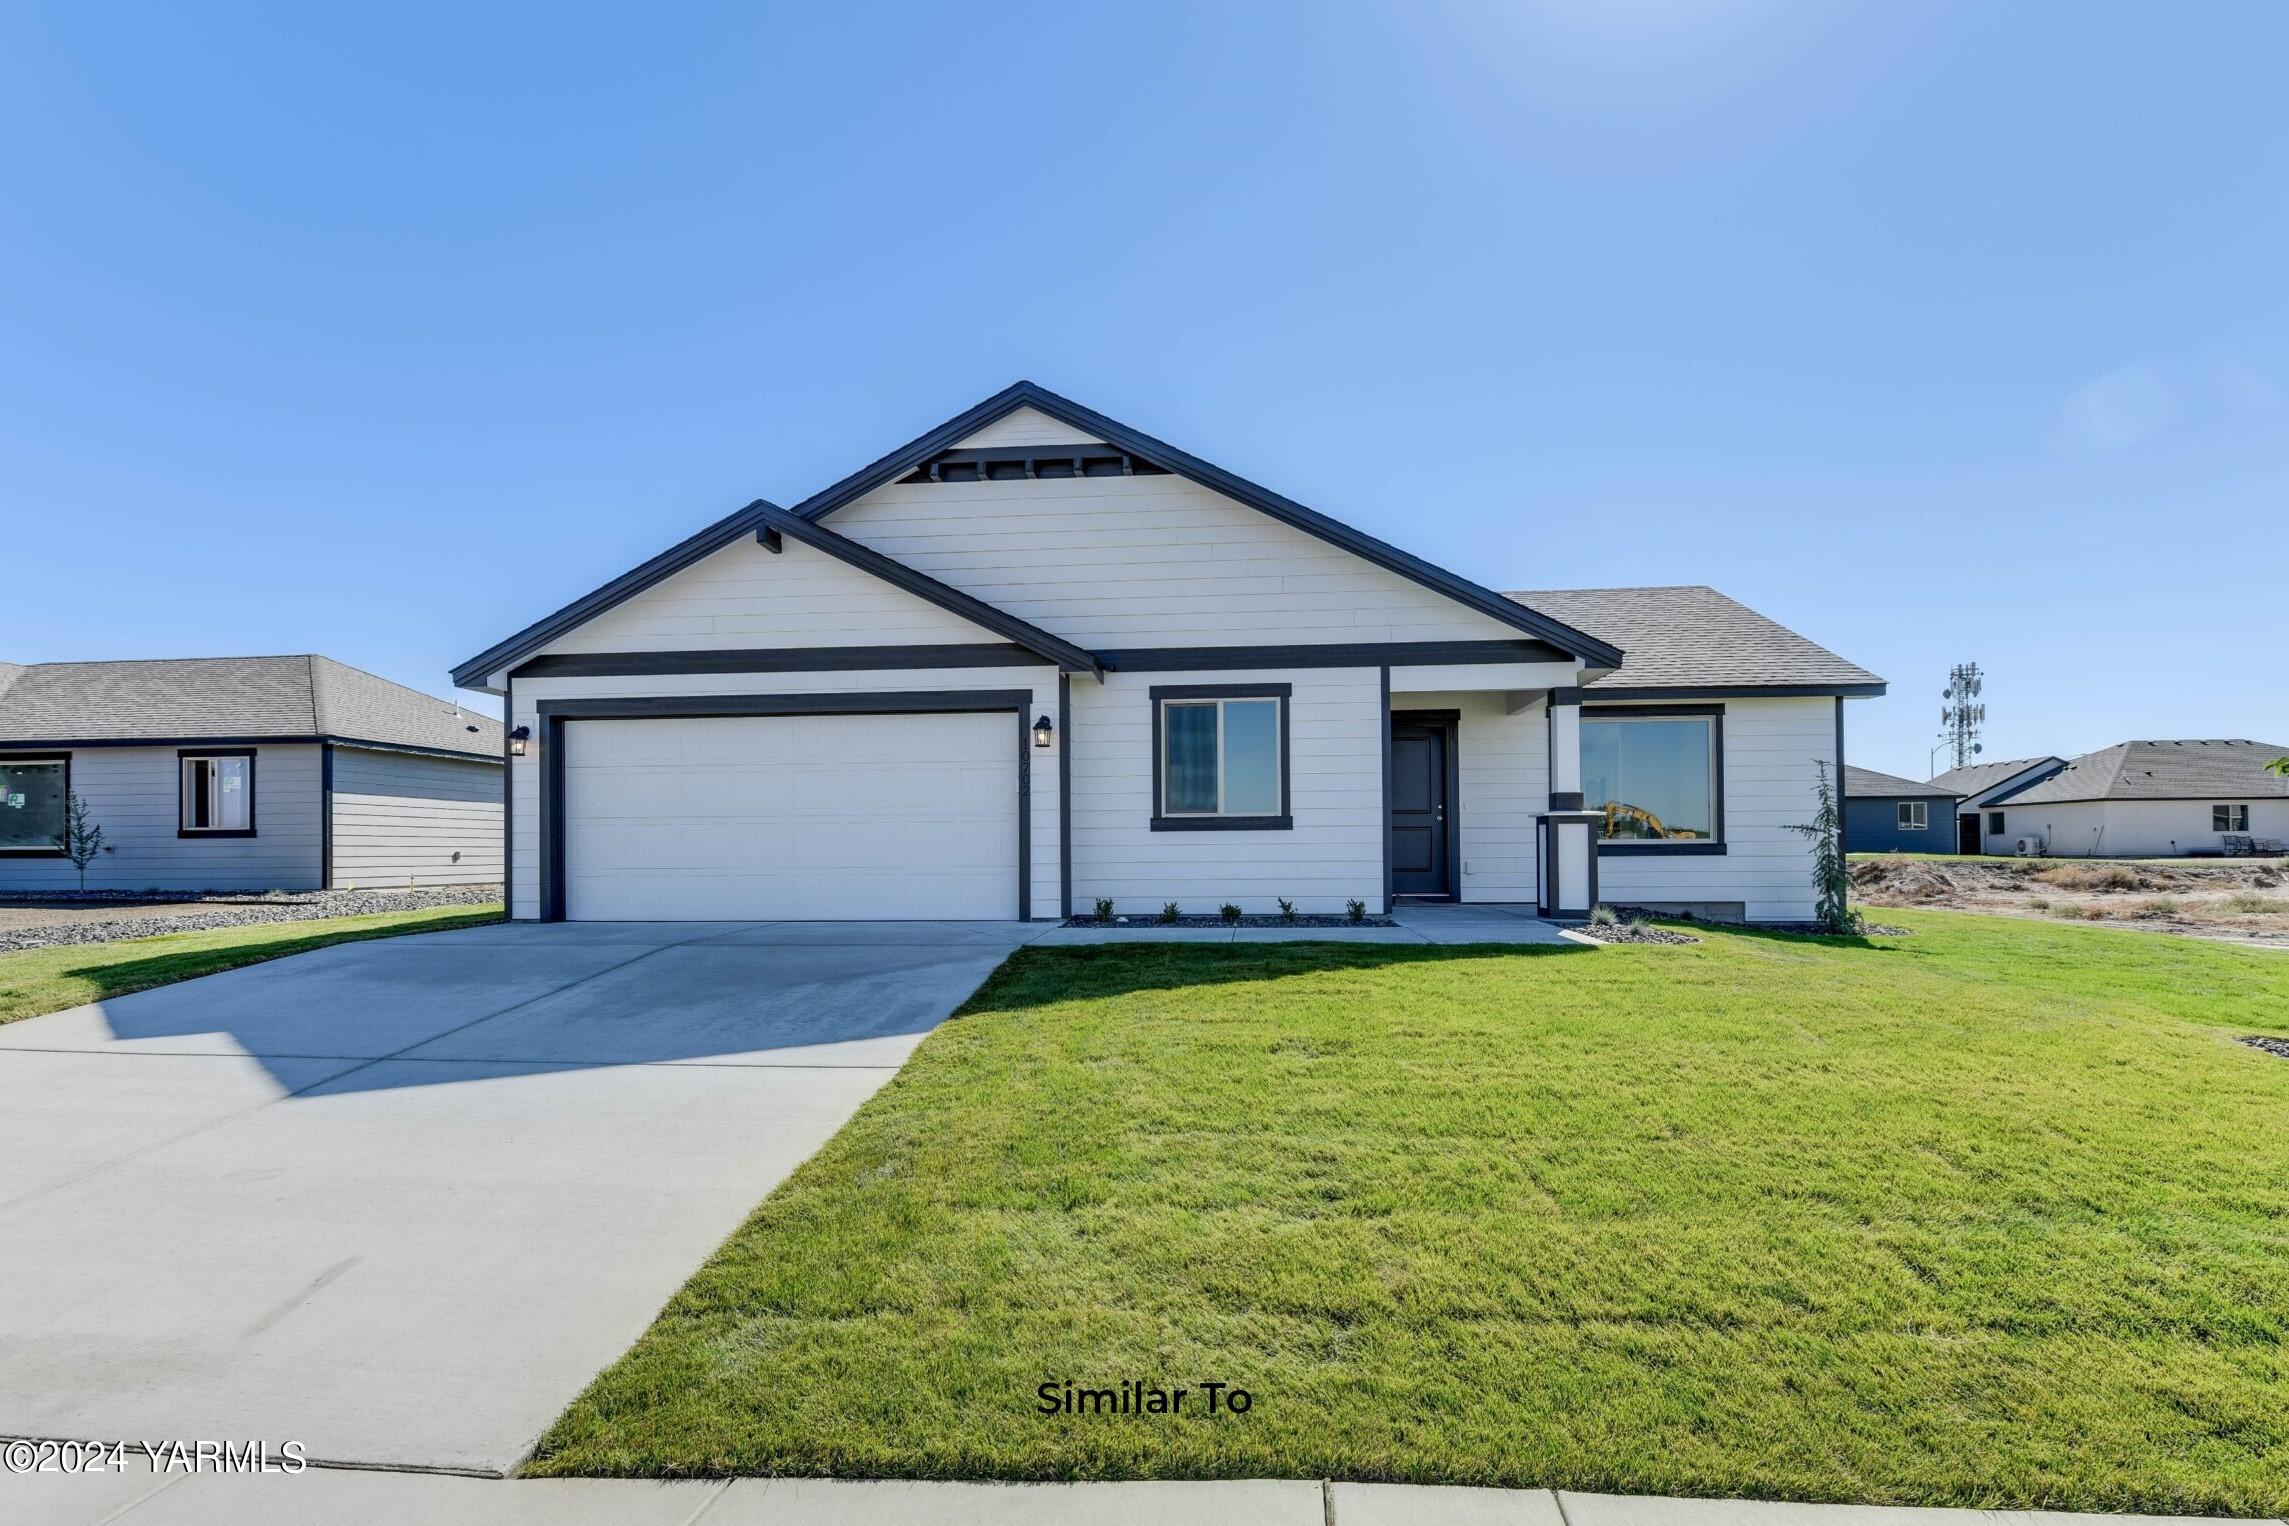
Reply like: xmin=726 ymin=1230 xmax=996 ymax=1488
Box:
xmin=0 ymin=903 xmax=502 ymax=1025
xmin=532 ymin=910 xmax=2289 ymax=1515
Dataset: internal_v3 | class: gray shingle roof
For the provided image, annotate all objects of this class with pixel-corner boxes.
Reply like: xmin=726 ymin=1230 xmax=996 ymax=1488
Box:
xmin=1925 ymin=755 xmax=2064 ymax=800
xmin=0 ymin=656 xmax=500 ymax=759
xmin=1844 ymin=764 xmax=1956 ymax=799
xmin=2000 ymin=740 xmax=2289 ymax=805
xmin=1504 ymin=585 xmax=1883 ymax=695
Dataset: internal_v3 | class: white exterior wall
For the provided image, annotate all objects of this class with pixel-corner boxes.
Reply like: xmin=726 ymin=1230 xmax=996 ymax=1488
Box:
xmin=329 ymin=747 xmax=503 ymax=888
xmin=829 ymin=473 xmax=1532 ymax=648
xmin=507 ymin=666 xmax=1060 ymax=921
xmin=1589 ymin=697 xmax=1836 ymax=923
xmin=953 ymin=406 xmax=1102 ymax=449
xmin=1070 ymin=667 xmax=1382 ymax=916
xmin=1987 ymin=798 xmax=2289 ymax=858
xmin=1391 ymin=690 xmax=1550 ymax=903
xmin=533 ymin=536 xmax=996 ymax=657
xmin=0 ymin=745 xmax=322 ymax=892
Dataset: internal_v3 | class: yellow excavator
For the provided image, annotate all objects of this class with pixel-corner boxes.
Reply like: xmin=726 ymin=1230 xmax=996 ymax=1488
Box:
xmin=1599 ymin=800 xmax=1691 ymax=841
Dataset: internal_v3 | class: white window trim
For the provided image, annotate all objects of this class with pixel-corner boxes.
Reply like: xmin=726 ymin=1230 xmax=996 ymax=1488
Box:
xmin=179 ymin=751 xmax=256 ymax=836
xmin=1898 ymin=800 xmax=1928 ymax=830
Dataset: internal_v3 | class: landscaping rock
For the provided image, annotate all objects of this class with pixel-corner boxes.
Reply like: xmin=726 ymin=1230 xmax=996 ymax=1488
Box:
xmin=0 ymin=886 xmax=501 ymax=953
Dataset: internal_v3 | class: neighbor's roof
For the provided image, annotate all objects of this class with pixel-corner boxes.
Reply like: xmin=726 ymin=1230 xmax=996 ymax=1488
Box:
xmin=1999 ymin=740 xmax=2289 ymax=805
xmin=1844 ymin=764 xmax=1955 ymax=799
xmin=1504 ymin=586 xmax=1884 ymax=696
xmin=1926 ymin=755 xmax=2065 ymax=800
xmin=0 ymin=656 xmax=501 ymax=760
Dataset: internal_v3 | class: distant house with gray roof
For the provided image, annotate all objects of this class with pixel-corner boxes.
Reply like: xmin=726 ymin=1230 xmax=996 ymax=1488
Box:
xmin=1926 ymin=754 xmax=2069 ymax=853
xmin=0 ymin=656 xmax=502 ymax=892
xmin=1980 ymin=740 xmax=2289 ymax=858
xmin=1839 ymin=764 xmax=1962 ymax=854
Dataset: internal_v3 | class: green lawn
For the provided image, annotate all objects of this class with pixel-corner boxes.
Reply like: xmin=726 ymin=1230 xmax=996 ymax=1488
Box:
xmin=0 ymin=903 xmax=502 ymax=1025
xmin=530 ymin=910 xmax=2289 ymax=1515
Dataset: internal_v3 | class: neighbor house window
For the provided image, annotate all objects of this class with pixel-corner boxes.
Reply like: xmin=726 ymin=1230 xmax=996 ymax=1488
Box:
xmin=1151 ymin=685 xmax=1289 ymax=829
xmin=1987 ymin=810 xmax=2006 ymax=836
xmin=1583 ymin=708 xmax=1721 ymax=849
xmin=179 ymin=751 xmax=255 ymax=836
xmin=1897 ymin=801 xmax=1928 ymax=830
xmin=2214 ymin=804 xmax=2250 ymax=833
xmin=0 ymin=756 xmax=68 ymax=854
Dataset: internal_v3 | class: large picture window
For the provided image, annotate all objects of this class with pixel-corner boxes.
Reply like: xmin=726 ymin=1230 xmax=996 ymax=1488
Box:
xmin=1897 ymin=800 xmax=1929 ymax=830
xmin=179 ymin=751 xmax=255 ymax=836
xmin=0 ymin=756 xmax=68 ymax=854
xmin=1151 ymin=684 xmax=1290 ymax=830
xmin=1583 ymin=708 xmax=1721 ymax=851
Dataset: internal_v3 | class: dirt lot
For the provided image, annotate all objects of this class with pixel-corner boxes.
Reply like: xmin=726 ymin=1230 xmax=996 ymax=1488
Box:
xmin=1852 ymin=856 xmax=2289 ymax=945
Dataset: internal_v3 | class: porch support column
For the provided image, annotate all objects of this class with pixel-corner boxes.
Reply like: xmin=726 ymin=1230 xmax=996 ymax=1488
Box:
xmin=1537 ymin=685 xmax=1597 ymax=918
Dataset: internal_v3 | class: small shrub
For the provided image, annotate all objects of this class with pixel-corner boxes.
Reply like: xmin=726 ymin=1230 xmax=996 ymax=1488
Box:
xmin=2138 ymin=896 xmax=2181 ymax=916
xmin=1345 ymin=898 xmax=1367 ymax=924
xmin=1093 ymin=896 xmax=1115 ymax=922
xmin=1219 ymin=903 xmax=1243 ymax=924
xmin=2036 ymin=864 xmax=2143 ymax=893
xmin=1588 ymin=904 xmax=1619 ymax=927
xmin=2025 ymin=896 xmax=2051 ymax=911
xmin=1625 ymin=917 xmax=1648 ymax=935
xmin=1159 ymin=901 xmax=1181 ymax=924
xmin=2078 ymin=905 xmax=2109 ymax=920
xmin=2224 ymin=892 xmax=2289 ymax=915
xmin=1277 ymin=897 xmax=1297 ymax=924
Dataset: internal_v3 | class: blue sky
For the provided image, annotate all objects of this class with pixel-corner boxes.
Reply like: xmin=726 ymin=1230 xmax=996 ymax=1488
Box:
xmin=5 ymin=2 xmax=2283 ymax=778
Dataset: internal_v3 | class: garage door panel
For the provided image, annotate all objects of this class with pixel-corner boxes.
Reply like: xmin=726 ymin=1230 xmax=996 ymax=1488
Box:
xmin=562 ymin=712 xmax=1019 ymax=921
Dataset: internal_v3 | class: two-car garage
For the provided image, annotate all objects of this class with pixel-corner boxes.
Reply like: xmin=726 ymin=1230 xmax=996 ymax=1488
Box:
xmin=552 ymin=705 xmax=1025 ymax=921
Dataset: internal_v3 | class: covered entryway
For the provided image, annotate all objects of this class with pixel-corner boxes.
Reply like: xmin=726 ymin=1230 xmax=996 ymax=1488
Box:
xmin=557 ymin=707 xmax=1022 ymax=920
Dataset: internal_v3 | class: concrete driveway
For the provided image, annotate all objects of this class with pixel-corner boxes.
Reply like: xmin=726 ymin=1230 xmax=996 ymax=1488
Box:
xmin=0 ymin=919 xmax=1043 ymax=1476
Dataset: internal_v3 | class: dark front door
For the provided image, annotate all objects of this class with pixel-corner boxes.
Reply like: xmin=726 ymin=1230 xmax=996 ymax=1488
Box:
xmin=1956 ymin=811 xmax=1980 ymax=854
xmin=1389 ymin=718 xmax=1455 ymax=898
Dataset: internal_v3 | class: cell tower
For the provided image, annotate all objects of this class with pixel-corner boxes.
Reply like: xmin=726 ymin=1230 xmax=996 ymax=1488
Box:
xmin=1939 ymin=662 xmax=1985 ymax=771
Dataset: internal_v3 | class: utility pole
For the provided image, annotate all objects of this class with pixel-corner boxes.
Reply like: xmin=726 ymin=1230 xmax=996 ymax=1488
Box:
xmin=1938 ymin=662 xmax=1985 ymax=772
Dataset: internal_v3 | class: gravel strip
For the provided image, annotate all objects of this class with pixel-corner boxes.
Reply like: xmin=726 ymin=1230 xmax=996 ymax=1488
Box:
xmin=1577 ymin=920 xmax=1701 ymax=945
xmin=0 ymin=886 xmax=502 ymax=953
xmin=1062 ymin=913 xmax=1396 ymax=929
xmin=2240 ymin=1036 xmax=2289 ymax=1061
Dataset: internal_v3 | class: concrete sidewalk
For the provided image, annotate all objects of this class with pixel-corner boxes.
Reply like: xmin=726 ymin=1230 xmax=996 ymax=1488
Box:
xmin=7 ymin=1470 xmax=2269 ymax=1526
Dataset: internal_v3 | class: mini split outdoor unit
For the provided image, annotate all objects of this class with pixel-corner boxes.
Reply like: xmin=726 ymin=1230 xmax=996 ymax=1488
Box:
xmin=2013 ymin=834 xmax=2047 ymax=857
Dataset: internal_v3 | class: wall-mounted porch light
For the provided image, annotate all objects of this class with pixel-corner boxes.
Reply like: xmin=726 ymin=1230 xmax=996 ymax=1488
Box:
xmin=509 ymin=724 xmax=531 ymax=757
xmin=1033 ymin=714 xmax=1055 ymax=748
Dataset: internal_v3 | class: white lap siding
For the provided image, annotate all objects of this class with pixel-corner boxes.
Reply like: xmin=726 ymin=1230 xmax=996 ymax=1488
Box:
xmin=1588 ymin=696 xmax=1835 ymax=923
xmin=506 ymin=666 xmax=1060 ymax=921
xmin=0 ymin=744 xmax=321 ymax=892
xmin=328 ymin=747 xmax=503 ymax=888
xmin=1069 ymin=667 xmax=1382 ymax=917
xmin=1388 ymin=690 xmax=1551 ymax=904
xmin=1988 ymin=799 xmax=2289 ymax=858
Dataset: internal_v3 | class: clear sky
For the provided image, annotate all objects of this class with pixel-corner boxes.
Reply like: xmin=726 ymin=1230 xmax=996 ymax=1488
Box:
xmin=5 ymin=3 xmax=2283 ymax=777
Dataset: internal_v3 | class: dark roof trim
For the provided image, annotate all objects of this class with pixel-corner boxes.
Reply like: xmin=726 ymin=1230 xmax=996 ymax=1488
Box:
xmin=512 ymin=643 xmax=1046 ymax=679
xmin=0 ymin=734 xmax=501 ymax=764
xmin=1588 ymin=682 xmax=1888 ymax=701
xmin=790 ymin=381 xmax=1624 ymax=669
xmin=451 ymin=498 xmax=788 ymax=688
xmin=751 ymin=504 xmax=1102 ymax=677
xmin=1097 ymin=639 xmax=1568 ymax=672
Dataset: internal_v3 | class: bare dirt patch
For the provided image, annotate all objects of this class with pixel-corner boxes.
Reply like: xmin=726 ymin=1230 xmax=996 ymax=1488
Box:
xmin=1852 ymin=857 xmax=2289 ymax=945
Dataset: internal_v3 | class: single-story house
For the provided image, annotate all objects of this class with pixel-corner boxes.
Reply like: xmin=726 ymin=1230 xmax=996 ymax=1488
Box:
xmin=0 ymin=656 xmax=503 ymax=892
xmin=1926 ymin=754 xmax=2068 ymax=853
xmin=1842 ymin=765 xmax=1962 ymax=853
xmin=1978 ymin=739 xmax=2289 ymax=858
xmin=450 ymin=382 xmax=1884 ymax=924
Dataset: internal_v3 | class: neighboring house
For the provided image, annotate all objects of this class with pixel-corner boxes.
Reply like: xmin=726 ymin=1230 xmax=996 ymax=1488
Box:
xmin=1927 ymin=754 xmax=2069 ymax=853
xmin=1978 ymin=740 xmax=2289 ymax=858
xmin=0 ymin=656 xmax=503 ymax=892
xmin=1841 ymin=764 xmax=1962 ymax=853
xmin=451 ymin=382 xmax=1884 ymax=924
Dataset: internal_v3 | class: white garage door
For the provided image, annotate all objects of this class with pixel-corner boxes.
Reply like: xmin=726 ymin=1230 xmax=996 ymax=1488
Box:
xmin=562 ymin=712 xmax=1019 ymax=920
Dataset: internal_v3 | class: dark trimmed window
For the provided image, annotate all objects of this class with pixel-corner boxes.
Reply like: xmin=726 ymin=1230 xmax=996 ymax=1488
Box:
xmin=1150 ymin=684 xmax=1290 ymax=831
xmin=0 ymin=756 xmax=68 ymax=854
xmin=1897 ymin=800 xmax=1928 ymax=830
xmin=2214 ymin=803 xmax=2250 ymax=833
xmin=1584 ymin=707 xmax=1722 ymax=852
xmin=179 ymin=751 xmax=255 ymax=836
xmin=1987 ymin=810 xmax=2006 ymax=836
